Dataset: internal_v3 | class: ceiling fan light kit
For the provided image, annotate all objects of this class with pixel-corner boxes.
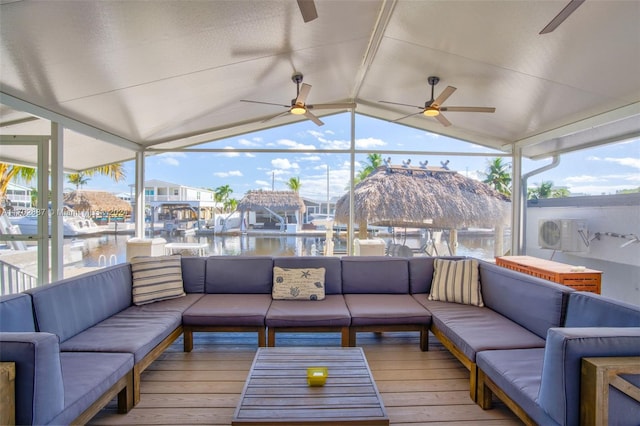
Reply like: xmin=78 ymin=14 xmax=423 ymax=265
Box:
xmin=379 ymin=75 xmax=495 ymax=127
xmin=240 ymin=72 xmax=355 ymax=126
xmin=423 ymin=107 xmax=439 ymax=117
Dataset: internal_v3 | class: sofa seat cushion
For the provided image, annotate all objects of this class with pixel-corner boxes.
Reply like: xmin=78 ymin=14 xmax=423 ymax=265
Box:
xmin=135 ymin=293 xmax=203 ymax=314
xmin=345 ymin=294 xmax=431 ymax=326
xmin=59 ymin=307 xmax=181 ymax=363
xmin=49 ymin=351 xmax=134 ymax=425
xmin=415 ymin=295 xmax=545 ymax=361
xmin=183 ymin=294 xmax=272 ymax=326
xmin=266 ymin=295 xmax=351 ymax=327
xmin=476 ymin=348 xmax=557 ymax=425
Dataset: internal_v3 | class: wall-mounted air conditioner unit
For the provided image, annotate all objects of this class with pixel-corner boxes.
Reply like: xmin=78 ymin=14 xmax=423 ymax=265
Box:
xmin=538 ymin=219 xmax=588 ymax=252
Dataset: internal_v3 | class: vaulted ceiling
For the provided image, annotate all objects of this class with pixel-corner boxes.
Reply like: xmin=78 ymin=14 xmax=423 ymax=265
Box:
xmin=1 ymin=0 xmax=639 ymax=170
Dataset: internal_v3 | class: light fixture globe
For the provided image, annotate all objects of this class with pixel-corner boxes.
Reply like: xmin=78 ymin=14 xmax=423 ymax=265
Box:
xmin=290 ymin=104 xmax=306 ymax=115
xmin=423 ymin=107 xmax=439 ymax=117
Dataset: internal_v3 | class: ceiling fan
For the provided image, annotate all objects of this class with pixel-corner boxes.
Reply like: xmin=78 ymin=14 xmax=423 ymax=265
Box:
xmin=240 ymin=73 xmax=356 ymax=126
xmin=297 ymin=0 xmax=318 ymax=23
xmin=379 ymin=76 xmax=495 ymax=127
xmin=539 ymin=0 xmax=585 ymax=34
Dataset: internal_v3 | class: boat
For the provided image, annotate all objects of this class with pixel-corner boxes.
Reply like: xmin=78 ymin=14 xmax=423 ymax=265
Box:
xmin=10 ymin=208 xmax=103 ymax=237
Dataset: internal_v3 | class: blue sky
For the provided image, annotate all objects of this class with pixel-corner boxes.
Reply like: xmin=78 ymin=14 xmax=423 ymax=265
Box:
xmin=84 ymin=113 xmax=640 ymax=201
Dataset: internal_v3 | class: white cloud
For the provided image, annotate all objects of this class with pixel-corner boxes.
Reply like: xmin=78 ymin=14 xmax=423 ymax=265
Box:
xmin=157 ymin=152 xmax=186 ymax=167
xmin=213 ymin=170 xmax=244 ymax=178
xmin=255 ymin=180 xmax=270 ymax=186
xmin=564 ymin=175 xmax=600 ymax=184
xmin=277 ymin=139 xmax=316 ymax=150
xmin=271 ymin=158 xmax=299 ymax=169
xmin=299 ymin=155 xmax=321 ymax=162
xmin=355 ymin=137 xmax=386 ymax=149
xmin=238 ymin=138 xmax=260 ymax=147
xmin=588 ymin=155 xmax=640 ymax=169
xmin=216 ymin=147 xmax=240 ymax=157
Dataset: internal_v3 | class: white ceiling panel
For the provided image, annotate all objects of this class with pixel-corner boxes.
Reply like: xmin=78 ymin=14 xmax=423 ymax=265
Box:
xmin=1 ymin=0 xmax=639 ymax=170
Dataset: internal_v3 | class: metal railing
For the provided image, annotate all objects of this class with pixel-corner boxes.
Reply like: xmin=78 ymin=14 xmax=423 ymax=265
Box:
xmin=0 ymin=258 xmax=38 ymax=295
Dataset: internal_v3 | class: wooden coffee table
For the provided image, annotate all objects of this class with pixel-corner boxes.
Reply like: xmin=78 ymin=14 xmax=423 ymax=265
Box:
xmin=232 ymin=347 xmax=389 ymax=425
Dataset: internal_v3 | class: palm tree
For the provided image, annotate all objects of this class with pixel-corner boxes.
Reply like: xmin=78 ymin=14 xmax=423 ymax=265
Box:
xmin=67 ymin=172 xmax=90 ymax=189
xmin=482 ymin=158 xmax=511 ymax=197
xmin=214 ymin=185 xmax=233 ymax=213
xmin=528 ymin=181 xmax=554 ymax=199
xmin=0 ymin=163 xmax=37 ymax=208
xmin=355 ymin=153 xmax=384 ymax=184
xmin=287 ymin=177 xmax=301 ymax=192
xmin=223 ymin=198 xmax=238 ymax=213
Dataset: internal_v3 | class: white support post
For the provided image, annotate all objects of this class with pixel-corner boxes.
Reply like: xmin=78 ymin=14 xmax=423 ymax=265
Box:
xmin=37 ymin=138 xmax=49 ymax=284
xmin=50 ymin=123 xmax=64 ymax=281
xmin=134 ymin=151 xmax=145 ymax=239
xmin=510 ymin=148 xmax=522 ymax=256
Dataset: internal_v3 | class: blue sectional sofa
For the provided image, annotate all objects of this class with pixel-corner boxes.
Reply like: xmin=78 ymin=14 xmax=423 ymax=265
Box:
xmin=1 ymin=254 xmax=638 ymax=425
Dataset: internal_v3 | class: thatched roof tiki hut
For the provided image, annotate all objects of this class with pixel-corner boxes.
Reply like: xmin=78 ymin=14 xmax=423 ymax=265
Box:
xmin=63 ymin=190 xmax=132 ymax=223
xmin=334 ymin=165 xmax=511 ymax=255
xmin=237 ymin=190 xmax=306 ymax=232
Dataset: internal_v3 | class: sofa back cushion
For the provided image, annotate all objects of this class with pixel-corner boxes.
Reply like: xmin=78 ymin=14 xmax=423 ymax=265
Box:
xmin=479 ymin=261 xmax=572 ymax=339
xmin=181 ymin=256 xmax=206 ymax=293
xmin=0 ymin=332 xmax=65 ymax=425
xmin=408 ymin=256 xmax=467 ymax=294
xmin=538 ymin=327 xmax=640 ymax=426
xmin=342 ymin=257 xmax=409 ymax=294
xmin=205 ymin=256 xmax=273 ymax=294
xmin=27 ymin=264 xmax=132 ymax=342
xmin=564 ymin=291 xmax=640 ymax=327
xmin=0 ymin=293 xmax=36 ymax=332
xmin=273 ymin=256 xmax=342 ymax=294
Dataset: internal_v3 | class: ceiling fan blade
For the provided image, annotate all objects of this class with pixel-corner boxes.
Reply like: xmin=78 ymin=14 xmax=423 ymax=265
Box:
xmin=307 ymin=102 xmax=356 ymax=110
xmin=539 ymin=0 xmax=585 ymax=34
xmin=435 ymin=113 xmax=452 ymax=127
xmin=391 ymin=111 xmax=423 ymax=123
xmin=261 ymin=111 xmax=290 ymax=123
xmin=379 ymin=100 xmax=423 ymax=110
xmin=432 ymin=86 xmax=457 ymax=108
xmin=297 ymin=0 xmax=318 ymax=23
xmin=440 ymin=106 xmax=496 ymax=113
xmin=241 ymin=99 xmax=290 ymax=108
xmin=304 ymin=110 xmax=324 ymax=126
xmin=296 ymin=83 xmax=312 ymax=105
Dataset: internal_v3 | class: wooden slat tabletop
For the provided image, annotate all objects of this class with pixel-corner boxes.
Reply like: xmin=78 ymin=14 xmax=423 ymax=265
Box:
xmin=232 ymin=347 xmax=389 ymax=425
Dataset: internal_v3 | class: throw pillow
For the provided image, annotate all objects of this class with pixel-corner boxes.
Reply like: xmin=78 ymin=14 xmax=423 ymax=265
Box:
xmin=131 ymin=255 xmax=186 ymax=305
xmin=428 ymin=259 xmax=484 ymax=306
xmin=272 ymin=267 xmax=326 ymax=300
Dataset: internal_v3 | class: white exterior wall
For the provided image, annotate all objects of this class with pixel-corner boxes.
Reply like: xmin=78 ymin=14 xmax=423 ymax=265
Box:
xmin=526 ymin=194 xmax=640 ymax=305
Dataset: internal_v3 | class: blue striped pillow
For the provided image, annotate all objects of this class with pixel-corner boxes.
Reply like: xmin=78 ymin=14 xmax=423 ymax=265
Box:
xmin=131 ymin=255 xmax=185 ymax=305
xmin=428 ymin=259 xmax=483 ymax=306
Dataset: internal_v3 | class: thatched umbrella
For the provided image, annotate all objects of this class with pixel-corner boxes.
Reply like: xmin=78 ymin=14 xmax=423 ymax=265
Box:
xmin=335 ymin=166 xmax=510 ymax=253
xmin=64 ymin=190 xmax=132 ymax=218
xmin=237 ymin=190 xmax=306 ymax=231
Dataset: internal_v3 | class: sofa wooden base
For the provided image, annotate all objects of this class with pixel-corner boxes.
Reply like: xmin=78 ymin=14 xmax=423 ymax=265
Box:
xmin=71 ymin=370 xmax=134 ymax=425
xmin=132 ymin=326 xmax=183 ymax=405
xmin=430 ymin=324 xmax=478 ymax=401
xmin=477 ymin=368 xmax=536 ymax=426
xmin=267 ymin=326 xmax=350 ymax=347
xmin=183 ymin=325 xmax=267 ymax=351
xmin=350 ymin=324 xmax=430 ymax=351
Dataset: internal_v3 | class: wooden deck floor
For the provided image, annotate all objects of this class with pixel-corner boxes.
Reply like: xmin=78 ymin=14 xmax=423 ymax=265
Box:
xmin=89 ymin=331 xmax=522 ymax=425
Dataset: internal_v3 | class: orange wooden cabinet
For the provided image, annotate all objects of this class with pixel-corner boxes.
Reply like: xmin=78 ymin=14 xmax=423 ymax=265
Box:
xmin=495 ymin=256 xmax=602 ymax=294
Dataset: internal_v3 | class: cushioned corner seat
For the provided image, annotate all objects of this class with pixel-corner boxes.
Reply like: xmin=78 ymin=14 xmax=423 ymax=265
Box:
xmin=0 ymin=295 xmax=134 ymax=425
xmin=477 ymin=328 xmax=640 ymax=426
xmin=341 ymin=256 xmax=432 ymax=350
xmin=266 ymin=256 xmax=350 ymax=346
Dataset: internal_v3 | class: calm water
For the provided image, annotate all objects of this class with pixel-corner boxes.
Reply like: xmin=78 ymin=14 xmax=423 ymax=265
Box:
xmin=74 ymin=230 xmax=502 ymax=268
